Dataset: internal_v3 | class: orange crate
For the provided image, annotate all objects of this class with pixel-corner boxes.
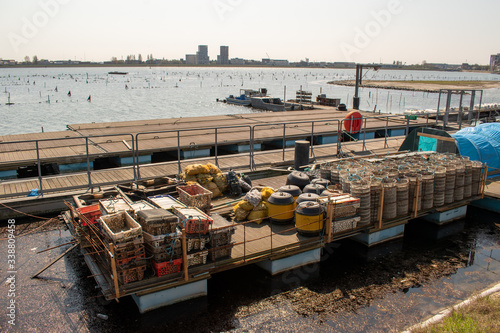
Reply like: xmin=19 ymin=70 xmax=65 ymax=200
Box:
xmin=152 ymin=259 xmax=182 ymax=277
xmin=77 ymin=204 xmax=101 ymax=226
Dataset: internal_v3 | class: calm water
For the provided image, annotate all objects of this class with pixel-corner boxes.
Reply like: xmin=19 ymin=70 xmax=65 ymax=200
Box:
xmin=1 ymin=67 xmax=500 ymax=136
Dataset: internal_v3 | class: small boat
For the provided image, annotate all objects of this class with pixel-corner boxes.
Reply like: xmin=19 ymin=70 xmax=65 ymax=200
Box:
xmin=108 ymin=71 xmax=128 ymax=75
xmin=225 ymin=88 xmax=267 ymax=106
xmin=250 ymin=96 xmax=298 ymax=112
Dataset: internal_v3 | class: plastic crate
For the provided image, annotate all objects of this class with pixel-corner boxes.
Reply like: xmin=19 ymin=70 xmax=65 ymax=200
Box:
xmin=143 ymin=229 xmax=181 ymax=248
xmin=146 ymin=246 xmax=182 ymax=262
xmin=116 ymin=265 xmax=146 ymax=284
xmin=210 ymin=213 xmax=236 ymax=247
xmin=186 ymin=250 xmax=209 ymax=267
xmin=136 ymin=209 xmax=179 ymax=235
xmin=152 ymin=259 xmax=182 ymax=277
xmin=100 ymin=212 xmax=143 ymax=244
xmin=177 ymin=184 xmax=213 ymax=212
xmin=99 ymin=198 xmax=133 ymax=215
xmin=77 ymin=204 xmax=102 ymax=226
xmin=187 ymin=234 xmax=210 ymax=251
xmin=209 ymin=243 xmax=234 ymax=261
xmin=130 ymin=200 xmax=156 ymax=213
xmin=147 ymin=195 xmax=186 ymax=211
xmin=332 ymin=216 xmax=360 ymax=234
xmin=174 ymin=207 xmax=213 ymax=235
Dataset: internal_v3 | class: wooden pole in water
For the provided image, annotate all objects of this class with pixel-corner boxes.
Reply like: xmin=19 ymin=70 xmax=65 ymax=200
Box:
xmin=182 ymin=228 xmax=188 ymax=282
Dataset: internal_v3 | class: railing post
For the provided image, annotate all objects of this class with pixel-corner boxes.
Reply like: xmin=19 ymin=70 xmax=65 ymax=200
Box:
xmin=214 ymin=128 xmax=219 ymax=167
xmin=177 ymin=131 xmax=182 ymax=174
xmin=337 ymin=120 xmax=342 ymax=157
xmin=135 ymin=134 xmax=142 ymax=180
xmin=250 ymin=126 xmax=254 ymax=170
xmin=131 ymin=135 xmax=137 ymax=182
xmin=35 ymin=141 xmax=43 ymax=197
xmin=362 ymin=118 xmax=367 ymax=151
xmin=406 ymin=116 xmax=410 ymax=136
xmin=85 ymin=137 xmax=93 ymax=193
xmin=384 ymin=117 xmax=389 ymax=148
xmin=310 ymin=121 xmax=315 ymax=159
xmin=282 ymin=124 xmax=286 ymax=161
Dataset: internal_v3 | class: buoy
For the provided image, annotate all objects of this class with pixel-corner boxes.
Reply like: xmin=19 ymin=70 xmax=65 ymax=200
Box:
xmin=295 ymin=201 xmax=325 ymax=236
xmin=303 ymin=184 xmax=326 ymax=195
xmin=267 ymin=192 xmax=295 ymax=225
xmin=286 ymin=171 xmax=310 ymax=190
xmin=296 ymin=193 xmax=320 ymax=205
xmin=278 ymin=185 xmax=302 ymax=207
xmin=344 ymin=111 xmax=362 ymax=134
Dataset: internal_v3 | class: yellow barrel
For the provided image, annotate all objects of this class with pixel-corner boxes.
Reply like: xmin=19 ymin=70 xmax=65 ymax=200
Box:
xmin=267 ymin=192 xmax=295 ymax=225
xmin=295 ymin=201 xmax=325 ymax=236
xmin=278 ymin=185 xmax=302 ymax=207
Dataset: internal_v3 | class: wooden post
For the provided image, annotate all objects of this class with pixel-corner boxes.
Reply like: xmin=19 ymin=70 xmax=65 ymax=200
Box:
xmin=481 ymin=165 xmax=488 ymax=199
xmin=377 ymin=187 xmax=385 ymax=229
xmin=181 ymin=228 xmax=188 ymax=282
xmin=413 ymin=180 xmax=420 ymax=219
xmin=326 ymin=201 xmax=333 ymax=243
xmin=109 ymin=243 xmax=120 ymax=299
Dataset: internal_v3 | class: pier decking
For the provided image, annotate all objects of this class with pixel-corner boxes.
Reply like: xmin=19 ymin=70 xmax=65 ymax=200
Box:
xmin=0 ymin=108 xmax=427 ymax=170
xmin=0 ymin=136 xmax=405 ymax=201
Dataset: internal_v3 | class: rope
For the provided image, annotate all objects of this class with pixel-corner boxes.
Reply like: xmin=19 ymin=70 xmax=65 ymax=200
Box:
xmin=0 ymin=201 xmax=56 ymax=220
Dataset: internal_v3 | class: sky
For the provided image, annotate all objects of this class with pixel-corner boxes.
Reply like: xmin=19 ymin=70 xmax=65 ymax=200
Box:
xmin=0 ymin=0 xmax=499 ymax=65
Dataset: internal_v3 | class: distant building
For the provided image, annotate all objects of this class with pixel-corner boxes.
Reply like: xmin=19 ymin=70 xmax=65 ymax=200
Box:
xmin=262 ymin=58 xmax=289 ymax=66
xmin=185 ymin=54 xmax=197 ymax=65
xmin=196 ymin=45 xmax=209 ymax=65
xmin=490 ymin=54 xmax=500 ymax=71
xmin=217 ymin=45 xmax=229 ymax=65
xmin=332 ymin=62 xmax=356 ymax=68
xmin=230 ymin=58 xmax=246 ymax=65
xmin=0 ymin=59 xmax=16 ymax=65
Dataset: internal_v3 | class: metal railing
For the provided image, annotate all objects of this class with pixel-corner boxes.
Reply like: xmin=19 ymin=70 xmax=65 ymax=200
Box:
xmin=134 ymin=124 xmax=253 ymax=177
xmin=251 ymin=119 xmax=341 ymax=168
xmin=0 ymin=133 xmax=135 ymax=199
xmin=3 ymin=111 xmax=485 ymax=199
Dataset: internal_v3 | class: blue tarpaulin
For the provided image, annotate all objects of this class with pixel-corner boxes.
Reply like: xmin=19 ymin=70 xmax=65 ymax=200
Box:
xmin=452 ymin=123 xmax=500 ymax=175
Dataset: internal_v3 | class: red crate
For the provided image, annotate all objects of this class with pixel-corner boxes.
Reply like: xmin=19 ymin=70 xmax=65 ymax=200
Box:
xmin=174 ymin=207 xmax=213 ymax=235
xmin=152 ymin=259 xmax=182 ymax=277
xmin=77 ymin=204 xmax=101 ymax=226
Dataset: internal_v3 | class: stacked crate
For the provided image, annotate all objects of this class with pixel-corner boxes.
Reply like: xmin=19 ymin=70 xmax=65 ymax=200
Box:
xmin=135 ymin=209 xmax=182 ymax=278
xmin=318 ymin=194 xmax=361 ymax=234
xmin=174 ymin=207 xmax=213 ymax=267
xmin=100 ymin=212 xmax=146 ymax=284
xmin=208 ymin=214 xmax=236 ymax=261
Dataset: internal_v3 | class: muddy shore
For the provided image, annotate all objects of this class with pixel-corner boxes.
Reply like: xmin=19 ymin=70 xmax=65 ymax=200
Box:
xmin=329 ymin=80 xmax=500 ymax=93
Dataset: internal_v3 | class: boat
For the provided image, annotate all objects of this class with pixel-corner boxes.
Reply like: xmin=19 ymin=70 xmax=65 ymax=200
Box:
xmin=250 ymin=96 xmax=299 ymax=111
xmin=225 ymin=88 xmax=267 ymax=106
xmin=108 ymin=71 xmax=128 ymax=75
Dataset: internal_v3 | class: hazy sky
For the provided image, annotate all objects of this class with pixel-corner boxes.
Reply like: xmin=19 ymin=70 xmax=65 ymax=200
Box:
xmin=1 ymin=0 xmax=498 ymax=64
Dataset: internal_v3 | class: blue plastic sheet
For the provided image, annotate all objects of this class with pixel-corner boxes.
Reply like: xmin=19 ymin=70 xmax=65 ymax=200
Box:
xmin=453 ymin=123 xmax=500 ymax=174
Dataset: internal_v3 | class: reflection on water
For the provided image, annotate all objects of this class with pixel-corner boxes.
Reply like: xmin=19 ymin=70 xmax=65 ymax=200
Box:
xmin=1 ymin=67 xmax=500 ymax=135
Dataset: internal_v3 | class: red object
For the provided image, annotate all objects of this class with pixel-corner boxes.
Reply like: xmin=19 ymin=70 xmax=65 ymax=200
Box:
xmin=175 ymin=207 xmax=213 ymax=235
xmin=343 ymin=111 xmax=362 ymax=134
xmin=152 ymin=259 xmax=182 ymax=277
xmin=77 ymin=204 xmax=101 ymax=226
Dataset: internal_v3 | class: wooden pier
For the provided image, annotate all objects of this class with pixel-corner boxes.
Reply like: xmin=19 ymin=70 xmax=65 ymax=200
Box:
xmin=0 ymin=108 xmax=427 ymax=170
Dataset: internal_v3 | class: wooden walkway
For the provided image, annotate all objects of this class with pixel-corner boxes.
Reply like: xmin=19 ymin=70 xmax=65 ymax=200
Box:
xmin=0 ymin=108 xmax=426 ymax=169
xmin=0 ymin=137 xmax=404 ymax=200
